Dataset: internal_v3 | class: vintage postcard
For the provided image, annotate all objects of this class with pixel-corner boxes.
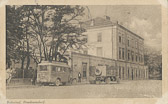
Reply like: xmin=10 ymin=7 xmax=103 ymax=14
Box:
xmin=0 ymin=0 xmax=167 ymax=104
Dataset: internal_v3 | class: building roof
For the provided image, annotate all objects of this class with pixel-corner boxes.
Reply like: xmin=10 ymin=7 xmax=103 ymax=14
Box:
xmin=81 ymin=17 xmax=114 ymax=29
xmin=81 ymin=17 xmax=144 ymax=40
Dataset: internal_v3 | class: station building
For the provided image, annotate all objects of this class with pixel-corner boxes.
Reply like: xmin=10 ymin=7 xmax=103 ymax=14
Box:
xmin=68 ymin=16 xmax=148 ymax=82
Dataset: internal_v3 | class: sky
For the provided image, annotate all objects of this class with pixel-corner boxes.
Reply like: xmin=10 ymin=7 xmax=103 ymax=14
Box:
xmin=84 ymin=5 xmax=161 ymax=51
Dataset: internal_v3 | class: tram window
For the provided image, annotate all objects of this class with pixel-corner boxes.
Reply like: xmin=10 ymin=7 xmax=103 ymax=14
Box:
xmin=52 ymin=66 xmax=56 ymax=71
xmin=40 ymin=65 xmax=48 ymax=71
xmin=60 ymin=67 xmax=64 ymax=72
xmin=57 ymin=67 xmax=61 ymax=72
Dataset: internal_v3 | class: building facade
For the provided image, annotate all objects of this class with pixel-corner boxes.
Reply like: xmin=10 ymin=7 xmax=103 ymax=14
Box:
xmin=72 ymin=16 xmax=148 ymax=81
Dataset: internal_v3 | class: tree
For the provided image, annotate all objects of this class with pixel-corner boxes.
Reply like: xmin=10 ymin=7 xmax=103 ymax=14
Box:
xmin=23 ymin=5 xmax=86 ymax=63
xmin=6 ymin=5 xmax=24 ymax=68
xmin=144 ymin=46 xmax=162 ymax=79
xmin=6 ymin=5 xmax=87 ymax=67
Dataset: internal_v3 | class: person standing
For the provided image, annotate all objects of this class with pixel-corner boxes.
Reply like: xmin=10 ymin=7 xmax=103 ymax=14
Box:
xmin=78 ymin=72 xmax=81 ymax=83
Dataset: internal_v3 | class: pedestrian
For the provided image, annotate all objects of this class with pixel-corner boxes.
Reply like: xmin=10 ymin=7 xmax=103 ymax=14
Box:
xmin=78 ymin=72 xmax=81 ymax=83
xmin=32 ymin=69 xmax=37 ymax=85
xmin=6 ymin=67 xmax=15 ymax=85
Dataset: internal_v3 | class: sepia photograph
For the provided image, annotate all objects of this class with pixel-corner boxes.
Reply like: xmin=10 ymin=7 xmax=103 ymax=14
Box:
xmin=5 ymin=5 xmax=162 ymax=99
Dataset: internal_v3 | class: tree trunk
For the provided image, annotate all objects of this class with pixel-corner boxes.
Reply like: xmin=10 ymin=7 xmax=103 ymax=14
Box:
xmin=25 ymin=14 xmax=30 ymax=70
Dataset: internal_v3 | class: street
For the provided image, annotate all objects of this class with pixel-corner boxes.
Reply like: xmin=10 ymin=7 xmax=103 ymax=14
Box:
xmin=6 ymin=80 xmax=162 ymax=99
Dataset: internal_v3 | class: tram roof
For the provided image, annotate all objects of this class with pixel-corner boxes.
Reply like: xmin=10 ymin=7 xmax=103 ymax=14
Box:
xmin=38 ymin=61 xmax=70 ymax=68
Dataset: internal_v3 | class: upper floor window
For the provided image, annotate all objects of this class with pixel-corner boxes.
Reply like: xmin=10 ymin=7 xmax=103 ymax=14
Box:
xmin=135 ymin=41 xmax=138 ymax=49
xmin=132 ymin=39 xmax=134 ymax=48
xmin=119 ymin=36 xmax=122 ymax=43
xmin=128 ymin=40 xmax=130 ymax=47
xmin=132 ymin=51 xmax=134 ymax=62
xmin=128 ymin=50 xmax=130 ymax=61
xmin=97 ymin=33 xmax=102 ymax=42
xmin=119 ymin=47 xmax=122 ymax=59
xmin=122 ymin=35 xmax=125 ymax=44
xmin=136 ymin=54 xmax=138 ymax=62
xmin=122 ymin=48 xmax=125 ymax=60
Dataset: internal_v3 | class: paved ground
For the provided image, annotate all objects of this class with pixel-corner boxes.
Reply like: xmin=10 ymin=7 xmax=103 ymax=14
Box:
xmin=6 ymin=80 xmax=162 ymax=99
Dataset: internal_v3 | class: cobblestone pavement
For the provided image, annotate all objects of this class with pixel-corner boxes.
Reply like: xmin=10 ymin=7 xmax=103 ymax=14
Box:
xmin=6 ymin=80 xmax=162 ymax=99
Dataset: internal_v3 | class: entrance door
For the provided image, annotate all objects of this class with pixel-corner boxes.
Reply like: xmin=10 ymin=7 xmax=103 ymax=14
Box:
xmin=119 ymin=66 xmax=121 ymax=79
xmin=132 ymin=69 xmax=134 ymax=80
xmin=82 ymin=63 xmax=87 ymax=79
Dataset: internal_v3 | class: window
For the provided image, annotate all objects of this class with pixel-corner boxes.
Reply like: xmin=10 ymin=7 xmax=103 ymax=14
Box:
xmin=119 ymin=66 xmax=121 ymax=79
xmin=122 ymin=36 xmax=125 ymax=44
xmin=141 ymin=55 xmax=144 ymax=63
xmin=119 ymin=36 xmax=122 ymax=43
xmin=128 ymin=40 xmax=130 ymax=47
xmin=97 ymin=33 xmax=102 ymax=42
xmin=97 ymin=47 xmax=102 ymax=57
xmin=122 ymin=48 xmax=125 ymax=60
xmin=132 ymin=51 xmax=134 ymax=61
xmin=122 ymin=67 xmax=124 ymax=79
xmin=57 ymin=67 xmax=61 ymax=72
xmin=128 ymin=68 xmax=129 ymax=78
xmin=132 ymin=39 xmax=134 ymax=48
xmin=136 ymin=54 xmax=138 ymax=62
xmin=40 ymin=65 xmax=48 ymax=71
xmin=98 ymin=64 xmax=103 ymax=66
xmin=128 ymin=50 xmax=130 ymax=61
xmin=52 ymin=66 xmax=56 ymax=72
xmin=136 ymin=41 xmax=138 ymax=49
xmin=119 ymin=47 xmax=121 ymax=59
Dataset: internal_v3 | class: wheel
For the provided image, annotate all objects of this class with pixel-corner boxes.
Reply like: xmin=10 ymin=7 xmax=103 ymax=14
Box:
xmin=105 ymin=77 xmax=111 ymax=84
xmin=55 ymin=79 xmax=61 ymax=86
xmin=72 ymin=78 xmax=77 ymax=85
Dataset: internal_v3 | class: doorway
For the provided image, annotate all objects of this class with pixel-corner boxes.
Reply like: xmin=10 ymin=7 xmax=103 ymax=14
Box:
xmin=132 ymin=69 xmax=134 ymax=80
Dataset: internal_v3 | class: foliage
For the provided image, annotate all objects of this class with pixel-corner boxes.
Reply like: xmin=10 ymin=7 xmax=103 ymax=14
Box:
xmin=6 ymin=6 xmax=25 ymax=67
xmin=6 ymin=5 xmax=86 ymax=70
xmin=144 ymin=46 xmax=162 ymax=79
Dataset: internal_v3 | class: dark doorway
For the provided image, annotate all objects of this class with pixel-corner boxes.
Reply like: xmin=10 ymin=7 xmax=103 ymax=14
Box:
xmin=119 ymin=66 xmax=121 ymax=79
xmin=132 ymin=69 xmax=133 ymax=80
xmin=82 ymin=63 xmax=87 ymax=78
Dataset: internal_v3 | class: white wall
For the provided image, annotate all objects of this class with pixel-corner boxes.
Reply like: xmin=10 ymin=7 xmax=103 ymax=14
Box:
xmin=85 ymin=27 xmax=113 ymax=59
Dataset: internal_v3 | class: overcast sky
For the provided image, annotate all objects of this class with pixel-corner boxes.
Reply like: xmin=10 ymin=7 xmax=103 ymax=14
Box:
xmin=85 ymin=5 xmax=161 ymax=51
